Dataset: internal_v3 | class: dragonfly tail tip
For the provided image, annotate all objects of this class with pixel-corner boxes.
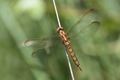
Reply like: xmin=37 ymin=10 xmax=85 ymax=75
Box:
xmin=78 ymin=66 xmax=82 ymax=71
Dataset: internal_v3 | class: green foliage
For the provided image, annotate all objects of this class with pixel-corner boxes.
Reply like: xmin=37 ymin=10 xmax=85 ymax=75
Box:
xmin=0 ymin=0 xmax=120 ymax=80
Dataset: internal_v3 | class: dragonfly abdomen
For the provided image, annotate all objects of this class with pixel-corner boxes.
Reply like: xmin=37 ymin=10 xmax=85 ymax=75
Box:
xmin=65 ymin=41 xmax=82 ymax=71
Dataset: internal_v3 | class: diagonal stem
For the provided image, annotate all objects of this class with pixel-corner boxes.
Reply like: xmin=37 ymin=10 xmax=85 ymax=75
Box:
xmin=52 ymin=0 xmax=62 ymax=28
xmin=64 ymin=46 xmax=75 ymax=80
xmin=52 ymin=0 xmax=75 ymax=80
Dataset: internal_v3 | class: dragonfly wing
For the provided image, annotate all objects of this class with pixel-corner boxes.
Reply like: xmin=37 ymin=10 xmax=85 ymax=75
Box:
xmin=31 ymin=44 xmax=64 ymax=58
xmin=24 ymin=37 xmax=61 ymax=49
xmin=32 ymin=47 xmax=51 ymax=58
xmin=67 ymin=9 xmax=100 ymax=44
xmin=70 ymin=21 xmax=100 ymax=44
xmin=24 ymin=37 xmax=63 ymax=57
xmin=67 ymin=9 xmax=99 ymax=34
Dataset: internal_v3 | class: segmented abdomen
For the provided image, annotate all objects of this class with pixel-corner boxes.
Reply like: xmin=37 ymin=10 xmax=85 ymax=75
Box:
xmin=65 ymin=41 xmax=82 ymax=71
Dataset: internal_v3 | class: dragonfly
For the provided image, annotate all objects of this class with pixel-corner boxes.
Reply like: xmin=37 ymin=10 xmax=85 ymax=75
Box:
xmin=24 ymin=9 xmax=100 ymax=71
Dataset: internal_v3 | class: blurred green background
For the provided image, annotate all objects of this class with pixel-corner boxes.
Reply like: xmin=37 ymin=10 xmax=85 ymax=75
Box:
xmin=0 ymin=0 xmax=120 ymax=80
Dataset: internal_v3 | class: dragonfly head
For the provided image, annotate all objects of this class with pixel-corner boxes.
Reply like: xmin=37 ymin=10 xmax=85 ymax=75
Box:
xmin=57 ymin=27 xmax=63 ymax=33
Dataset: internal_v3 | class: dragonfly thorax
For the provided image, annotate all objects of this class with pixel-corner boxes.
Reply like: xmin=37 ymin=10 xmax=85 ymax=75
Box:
xmin=57 ymin=27 xmax=69 ymax=43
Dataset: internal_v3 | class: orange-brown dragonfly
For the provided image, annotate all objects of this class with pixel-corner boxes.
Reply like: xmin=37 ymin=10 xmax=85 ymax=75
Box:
xmin=24 ymin=9 xmax=100 ymax=71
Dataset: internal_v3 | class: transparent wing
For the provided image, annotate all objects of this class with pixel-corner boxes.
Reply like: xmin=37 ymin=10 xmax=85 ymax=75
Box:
xmin=67 ymin=9 xmax=100 ymax=44
xmin=24 ymin=37 xmax=62 ymax=57
xmin=24 ymin=36 xmax=61 ymax=49
xmin=31 ymin=44 xmax=63 ymax=58
xmin=70 ymin=21 xmax=100 ymax=44
xmin=32 ymin=48 xmax=50 ymax=59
